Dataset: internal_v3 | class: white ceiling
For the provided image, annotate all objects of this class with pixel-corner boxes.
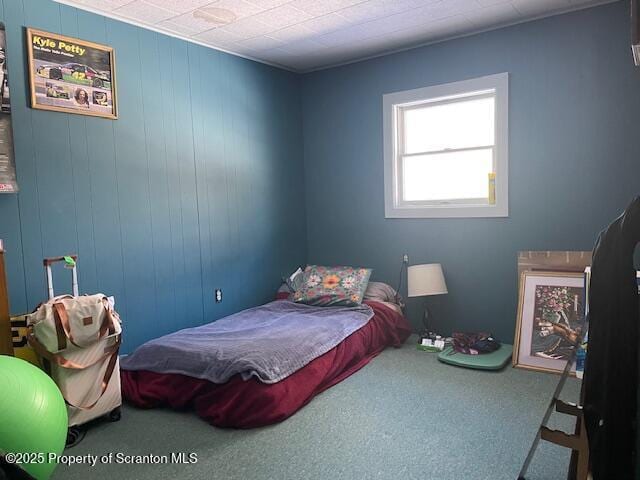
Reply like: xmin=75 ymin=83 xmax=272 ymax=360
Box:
xmin=56 ymin=0 xmax=616 ymax=72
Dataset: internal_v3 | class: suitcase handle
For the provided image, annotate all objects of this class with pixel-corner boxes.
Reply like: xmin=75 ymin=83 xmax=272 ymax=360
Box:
xmin=43 ymin=255 xmax=78 ymax=266
xmin=43 ymin=255 xmax=79 ymax=299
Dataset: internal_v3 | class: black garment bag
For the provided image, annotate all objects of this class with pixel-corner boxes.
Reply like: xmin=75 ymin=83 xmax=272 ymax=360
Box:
xmin=584 ymin=196 xmax=640 ymax=479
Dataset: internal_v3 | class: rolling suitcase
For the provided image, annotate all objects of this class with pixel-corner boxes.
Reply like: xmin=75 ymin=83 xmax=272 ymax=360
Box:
xmin=27 ymin=255 xmax=122 ymax=429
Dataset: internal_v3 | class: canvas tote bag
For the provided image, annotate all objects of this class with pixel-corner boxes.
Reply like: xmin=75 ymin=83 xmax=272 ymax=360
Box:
xmin=28 ymin=293 xmax=122 ymax=426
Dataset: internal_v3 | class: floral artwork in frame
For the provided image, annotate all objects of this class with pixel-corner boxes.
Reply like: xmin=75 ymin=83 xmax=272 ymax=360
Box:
xmin=513 ymin=271 xmax=586 ymax=375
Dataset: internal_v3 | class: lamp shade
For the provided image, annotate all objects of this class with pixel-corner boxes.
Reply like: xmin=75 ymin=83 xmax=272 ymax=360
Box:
xmin=407 ymin=263 xmax=448 ymax=297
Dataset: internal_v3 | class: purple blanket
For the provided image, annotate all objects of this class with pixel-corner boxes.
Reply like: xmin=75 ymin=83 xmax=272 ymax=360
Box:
xmin=120 ymin=300 xmax=374 ymax=384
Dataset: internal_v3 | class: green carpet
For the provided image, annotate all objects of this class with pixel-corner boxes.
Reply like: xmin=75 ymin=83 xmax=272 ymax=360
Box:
xmin=53 ymin=336 xmax=580 ymax=480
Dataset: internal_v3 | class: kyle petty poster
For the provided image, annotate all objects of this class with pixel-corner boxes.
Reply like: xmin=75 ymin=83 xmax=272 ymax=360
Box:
xmin=27 ymin=28 xmax=117 ymax=119
xmin=0 ymin=22 xmax=17 ymax=193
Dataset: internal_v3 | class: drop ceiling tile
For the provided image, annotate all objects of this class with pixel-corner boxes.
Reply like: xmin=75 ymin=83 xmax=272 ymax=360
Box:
xmin=314 ymin=26 xmax=366 ymax=48
xmin=373 ymin=12 xmax=426 ymax=34
xmin=226 ymin=44 xmax=268 ymax=57
xmin=288 ymin=46 xmax=362 ymax=70
xmin=329 ymin=35 xmax=395 ymax=56
xmin=294 ymin=18 xmax=477 ymax=69
xmin=246 ymin=0 xmax=291 ymax=9
xmin=72 ymin=0 xmax=134 ymax=11
xmin=389 ymin=14 xmax=475 ymax=43
xmin=237 ymin=35 xmax=287 ymax=51
xmin=383 ymin=6 xmax=439 ymax=29
xmin=338 ymin=0 xmax=434 ymax=25
xmin=58 ymin=0 xmax=615 ymax=71
xmin=195 ymin=27 xmax=244 ymax=45
xmin=157 ymin=19 xmax=203 ymax=35
xmin=385 ymin=25 xmax=439 ymax=45
xmin=251 ymin=4 xmax=313 ymax=29
xmin=313 ymin=1 xmax=452 ymax=47
xmin=464 ymin=2 xmax=522 ymax=28
xmin=512 ymin=0 xmax=572 ymax=16
xmin=288 ymin=0 xmax=368 ymax=17
xmin=280 ymin=38 xmax=326 ymax=55
xmin=258 ymin=47 xmax=299 ymax=63
xmin=476 ymin=0 xmax=511 ymax=6
xmin=268 ymin=23 xmax=315 ymax=42
xmin=335 ymin=0 xmax=391 ymax=24
xmin=416 ymin=13 xmax=478 ymax=38
xmin=166 ymin=9 xmax=230 ymax=34
xmin=219 ymin=16 xmax=275 ymax=37
xmin=419 ymin=0 xmax=482 ymax=22
xmin=143 ymin=0 xmax=212 ymax=14
xmin=568 ymin=0 xmax=608 ymax=4
xmin=290 ymin=56 xmax=335 ymax=71
xmin=211 ymin=0 xmax=266 ymax=20
xmin=298 ymin=13 xmax=352 ymax=35
xmin=114 ymin=0 xmax=176 ymax=24
xmin=337 ymin=14 xmax=472 ymax=58
xmin=293 ymin=45 xmax=360 ymax=67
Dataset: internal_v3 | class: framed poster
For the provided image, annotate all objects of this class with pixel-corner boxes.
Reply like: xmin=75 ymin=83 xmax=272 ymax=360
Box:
xmin=513 ymin=271 xmax=586 ymax=375
xmin=0 ymin=22 xmax=17 ymax=193
xmin=26 ymin=28 xmax=117 ymax=119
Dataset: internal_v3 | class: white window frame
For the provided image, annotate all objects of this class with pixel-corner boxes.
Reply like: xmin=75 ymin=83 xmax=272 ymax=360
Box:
xmin=383 ymin=73 xmax=509 ymax=218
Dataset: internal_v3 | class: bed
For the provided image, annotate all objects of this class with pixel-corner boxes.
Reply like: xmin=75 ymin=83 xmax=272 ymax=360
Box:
xmin=121 ymin=297 xmax=411 ymax=428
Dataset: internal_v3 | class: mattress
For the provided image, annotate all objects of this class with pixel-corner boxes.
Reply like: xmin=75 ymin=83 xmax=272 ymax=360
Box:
xmin=120 ymin=300 xmax=375 ymax=384
xmin=121 ymin=301 xmax=411 ymax=428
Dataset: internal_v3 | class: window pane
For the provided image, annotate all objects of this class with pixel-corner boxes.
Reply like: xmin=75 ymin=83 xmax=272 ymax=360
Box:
xmin=402 ymin=148 xmax=493 ymax=202
xmin=403 ymin=95 xmax=495 ymax=154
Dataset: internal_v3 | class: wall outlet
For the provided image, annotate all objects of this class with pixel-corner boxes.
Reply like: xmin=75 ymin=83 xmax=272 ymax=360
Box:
xmin=215 ymin=289 xmax=222 ymax=303
xmin=403 ymin=254 xmax=409 ymax=264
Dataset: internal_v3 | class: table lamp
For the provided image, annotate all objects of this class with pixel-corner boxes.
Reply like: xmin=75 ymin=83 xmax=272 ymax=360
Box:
xmin=407 ymin=263 xmax=448 ymax=337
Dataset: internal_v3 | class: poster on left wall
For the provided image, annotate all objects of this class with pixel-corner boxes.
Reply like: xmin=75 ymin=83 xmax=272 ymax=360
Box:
xmin=0 ymin=22 xmax=18 ymax=193
xmin=26 ymin=28 xmax=117 ymax=119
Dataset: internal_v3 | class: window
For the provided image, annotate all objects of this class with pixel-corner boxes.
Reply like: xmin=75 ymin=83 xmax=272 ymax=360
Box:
xmin=383 ymin=73 xmax=508 ymax=218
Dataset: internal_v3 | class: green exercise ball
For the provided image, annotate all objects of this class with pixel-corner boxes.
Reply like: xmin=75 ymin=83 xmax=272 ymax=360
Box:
xmin=0 ymin=355 xmax=67 ymax=479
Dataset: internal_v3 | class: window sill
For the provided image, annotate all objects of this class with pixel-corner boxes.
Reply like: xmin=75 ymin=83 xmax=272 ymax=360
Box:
xmin=384 ymin=203 xmax=508 ymax=219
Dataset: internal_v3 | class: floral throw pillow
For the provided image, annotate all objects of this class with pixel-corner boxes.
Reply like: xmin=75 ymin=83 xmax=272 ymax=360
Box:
xmin=293 ymin=265 xmax=372 ymax=307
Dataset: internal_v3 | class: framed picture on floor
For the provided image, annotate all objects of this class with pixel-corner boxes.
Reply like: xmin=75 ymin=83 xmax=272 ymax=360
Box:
xmin=513 ymin=271 xmax=586 ymax=375
xmin=26 ymin=28 xmax=117 ymax=119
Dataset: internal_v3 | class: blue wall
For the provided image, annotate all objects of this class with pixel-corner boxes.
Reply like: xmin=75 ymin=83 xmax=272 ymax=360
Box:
xmin=301 ymin=2 xmax=640 ymax=341
xmin=0 ymin=0 xmax=307 ymax=352
xmin=1 ymin=0 xmax=637 ymax=350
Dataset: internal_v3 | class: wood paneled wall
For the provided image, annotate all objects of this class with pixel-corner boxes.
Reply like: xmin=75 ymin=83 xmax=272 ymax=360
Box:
xmin=0 ymin=0 xmax=307 ymax=352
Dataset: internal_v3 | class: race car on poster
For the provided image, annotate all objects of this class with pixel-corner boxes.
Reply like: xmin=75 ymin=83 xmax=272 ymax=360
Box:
xmin=45 ymin=82 xmax=70 ymax=99
xmin=36 ymin=62 xmax=111 ymax=88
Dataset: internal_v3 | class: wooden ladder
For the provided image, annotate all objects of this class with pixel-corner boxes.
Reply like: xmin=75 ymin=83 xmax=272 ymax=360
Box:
xmin=517 ymin=334 xmax=589 ymax=480
xmin=542 ymin=400 xmax=589 ymax=480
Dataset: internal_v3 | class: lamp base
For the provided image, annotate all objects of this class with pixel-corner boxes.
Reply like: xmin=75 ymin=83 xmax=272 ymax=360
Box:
xmin=418 ymin=303 xmax=446 ymax=350
xmin=419 ymin=303 xmax=437 ymax=340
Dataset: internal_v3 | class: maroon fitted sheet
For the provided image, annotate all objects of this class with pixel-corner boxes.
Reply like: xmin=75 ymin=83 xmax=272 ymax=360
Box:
xmin=121 ymin=301 xmax=411 ymax=428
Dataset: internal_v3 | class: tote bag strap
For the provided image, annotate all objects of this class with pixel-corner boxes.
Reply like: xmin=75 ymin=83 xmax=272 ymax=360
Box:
xmin=63 ymin=349 xmax=119 ymax=411
xmin=27 ymin=331 xmax=121 ymax=410
xmin=52 ymin=296 xmax=118 ymax=349
xmin=27 ymin=328 xmax=120 ymax=370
